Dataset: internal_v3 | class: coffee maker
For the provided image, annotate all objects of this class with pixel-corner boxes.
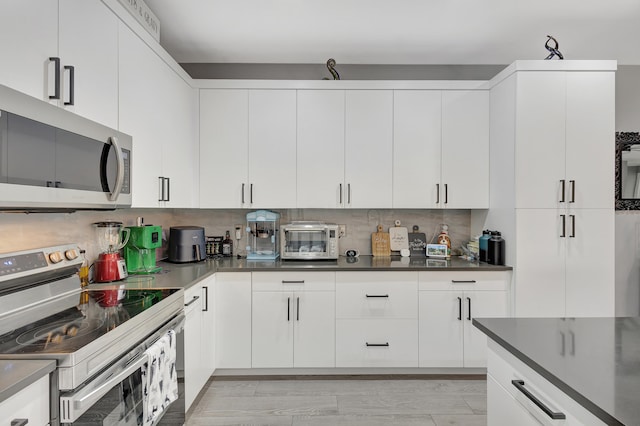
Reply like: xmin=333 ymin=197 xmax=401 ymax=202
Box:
xmin=93 ymin=221 xmax=130 ymax=282
xmin=124 ymin=225 xmax=163 ymax=274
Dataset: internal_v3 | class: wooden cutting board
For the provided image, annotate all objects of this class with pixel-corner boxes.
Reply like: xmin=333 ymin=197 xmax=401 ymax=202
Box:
xmin=408 ymin=225 xmax=427 ymax=257
xmin=371 ymin=225 xmax=391 ymax=257
xmin=389 ymin=220 xmax=409 ymax=251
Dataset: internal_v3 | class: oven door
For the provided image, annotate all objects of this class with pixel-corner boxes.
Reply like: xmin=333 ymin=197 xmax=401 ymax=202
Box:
xmin=281 ymin=227 xmax=330 ymax=259
xmin=59 ymin=316 xmax=185 ymax=426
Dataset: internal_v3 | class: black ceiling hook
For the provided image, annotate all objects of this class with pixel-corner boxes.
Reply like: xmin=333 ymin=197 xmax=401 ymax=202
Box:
xmin=544 ymin=35 xmax=564 ymax=60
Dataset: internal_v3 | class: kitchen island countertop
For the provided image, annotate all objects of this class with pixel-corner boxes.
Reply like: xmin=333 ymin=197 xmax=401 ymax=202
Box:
xmin=118 ymin=255 xmax=511 ymax=291
xmin=473 ymin=317 xmax=640 ymax=426
xmin=0 ymin=359 xmax=55 ymax=405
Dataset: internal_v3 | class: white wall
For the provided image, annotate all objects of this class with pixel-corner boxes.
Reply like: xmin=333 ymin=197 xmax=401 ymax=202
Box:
xmin=616 ymin=65 xmax=640 ymax=316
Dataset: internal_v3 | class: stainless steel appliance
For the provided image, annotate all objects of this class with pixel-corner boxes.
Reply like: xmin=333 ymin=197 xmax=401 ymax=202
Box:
xmin=168 ymin=226 xmax=206 ymax=263
xmin=281 ymin=222 xmax=339 ymax=260
xmin=0 ymin=84 xmax=132 ymax=210
xmin=0 ymin=244 xmax=185 ymax=425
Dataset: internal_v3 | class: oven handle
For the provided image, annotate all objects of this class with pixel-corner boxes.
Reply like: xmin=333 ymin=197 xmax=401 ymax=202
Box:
xmin=60 ymin=355 xmax=148 ymax=422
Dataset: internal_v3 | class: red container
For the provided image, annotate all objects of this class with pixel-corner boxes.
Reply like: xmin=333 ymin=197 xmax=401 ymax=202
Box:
xmin=94 ymin=252 xmax=128 ymax=283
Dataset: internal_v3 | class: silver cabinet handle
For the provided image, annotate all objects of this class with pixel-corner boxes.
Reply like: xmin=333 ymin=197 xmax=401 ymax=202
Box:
xmin=511 ymin=380 xmax=566 ymax=420
xmin=184 ymin=295 xmax=200 ymax=307
xmin=569 ymin=180 xmax=575 ymax=203
xmin=107 ymin=137 xmax=125 ymax=202
xmin=560 ymin=214 xmax=566 ymax=238
xmin=559 ymin=179 xmax=565 ymax=203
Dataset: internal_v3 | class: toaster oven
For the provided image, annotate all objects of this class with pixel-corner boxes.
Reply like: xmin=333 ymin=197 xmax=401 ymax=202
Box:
xmin=281 ymin=222 xmax=339 ymax=260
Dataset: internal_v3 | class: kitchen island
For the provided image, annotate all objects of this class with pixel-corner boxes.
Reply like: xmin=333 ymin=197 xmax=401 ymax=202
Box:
xmin=473 ymin=317 xmax=640 ymax=426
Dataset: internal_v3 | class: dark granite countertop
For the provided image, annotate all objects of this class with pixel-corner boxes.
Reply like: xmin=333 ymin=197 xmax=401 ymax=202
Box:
xmin=115 ymin=256 xmax=511 ymax=291
xmin=473 ymin=317 xmax=640 ymax=426
xmin=0 ymin=359 xmax=55 ymax=404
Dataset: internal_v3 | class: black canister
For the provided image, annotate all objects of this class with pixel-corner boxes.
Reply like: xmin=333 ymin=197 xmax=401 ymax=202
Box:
xmin=487 ymin=231 xmax=505 ymax=265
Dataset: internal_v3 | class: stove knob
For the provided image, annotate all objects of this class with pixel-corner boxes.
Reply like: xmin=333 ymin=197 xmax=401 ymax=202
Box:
xmin=65 ymin=249 xmax=79 ymax=260
xmin=48 ymin=252 xmax=64 ymax=264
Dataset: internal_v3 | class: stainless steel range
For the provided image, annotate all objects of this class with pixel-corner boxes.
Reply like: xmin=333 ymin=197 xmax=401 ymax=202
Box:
xmin=0 ymin=244 xmax=185 ymax=425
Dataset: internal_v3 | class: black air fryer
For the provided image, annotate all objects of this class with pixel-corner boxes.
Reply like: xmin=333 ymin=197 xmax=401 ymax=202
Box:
xmin=168 ymin=226 xmax=206 ymax=263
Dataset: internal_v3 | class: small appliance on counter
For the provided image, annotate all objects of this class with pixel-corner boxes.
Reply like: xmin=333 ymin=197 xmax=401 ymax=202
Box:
xmin=168 ymin=226 xmax=206 ymax=263
xmin=246 ymin=210 xmax=280 ymax=260
xmin=93 ymin=221 xmax=130 ymax=282
xmin=124 ymin=225 xmax=163 ymax=274
xmin=281 ymin=221 xmax=339 ymax=260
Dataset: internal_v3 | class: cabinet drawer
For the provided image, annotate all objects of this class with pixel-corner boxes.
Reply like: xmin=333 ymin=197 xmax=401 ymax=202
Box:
xmin=252 ymin=272 xmax=335 ymax=291
xmin=0 ymin=374 xmax=49 ymax=426
xmin=419 ymin=271 xmax=510 ymax=291
xmin=336 ymin=272 xmax=418 ymax=318
xmin=336 ymin=319 xmax=418 ymax=367
xmin=488 ymin=341 xmax=605 ymax=426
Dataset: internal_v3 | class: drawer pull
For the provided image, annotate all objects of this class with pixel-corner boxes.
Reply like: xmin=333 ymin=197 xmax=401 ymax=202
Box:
xmin=511 ymin=380 xmax=566 ymax=420
xmin=287 ymin=297 xmax=290 ymax=321
xmin=457 ymin=297 xmax=462 ymax=321
xmin=451 ymin=280 xmax=476 ymax=283
xmin=282 ymin=280 xmax=305 ymax=284
xmin=366 ymin=342 xmax=389 ymax=347
xmin=11 ymin=420 xmax=28 ymax=426
xmin=467 ymin=297 xmax=472 ymax=321
xmin=365 ymin=294 xmax=389 ymax=298
xmin=184 ymin=295 xmax=200 ymax=307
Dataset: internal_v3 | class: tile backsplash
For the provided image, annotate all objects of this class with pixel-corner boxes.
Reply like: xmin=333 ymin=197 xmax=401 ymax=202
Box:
xmin=0 ymin=208 xmax=472 ymax=262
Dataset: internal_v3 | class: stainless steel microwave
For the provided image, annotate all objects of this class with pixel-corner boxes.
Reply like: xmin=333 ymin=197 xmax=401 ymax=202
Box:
xmin=0 ymin=84 xmax=132 ymax=210
xmin=281 ymin=222 xmax=339 ymax=260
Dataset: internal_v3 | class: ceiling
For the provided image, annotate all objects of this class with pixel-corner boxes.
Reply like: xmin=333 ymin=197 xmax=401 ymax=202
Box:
xmin=144 ymin=0 xmax=640 ymax=65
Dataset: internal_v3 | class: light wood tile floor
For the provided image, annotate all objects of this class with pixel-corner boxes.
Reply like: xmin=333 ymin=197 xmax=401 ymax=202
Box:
xmin=186 ymin=377 xmax=487 ymax=426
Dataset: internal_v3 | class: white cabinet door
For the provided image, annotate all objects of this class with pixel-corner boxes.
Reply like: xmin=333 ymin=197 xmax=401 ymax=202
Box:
xmin=441 ymin=90 xmax=490 ymax=208
xmin=215 ymin=273 xmax=252 ymax=369
xmin=58 ymin=0 xmax=118 ymax=128
xmin=565 ymin=72 xmax=615 ymax=209
xmin=200 ymin=89 xmax=249 ymax=208
xmin=161 ymin=72 xmax=198 ymax=208
xmin=515 ymin=72 xmax=566 ymax=209
xmin=252 ymin=291 xmax=294 ymax=368
xmin=418 ymin=291 xmax=463 ymax=367
xmin=0 ymin=0 xmax=58 ymax=101
xmin=297 ymin=90 xmax=345 ymax=208
xmin=184 ymin=286 xmax=203 ymax=411
xmin=345 ymin=90 xmax=393 ymax=208
xmin=118 ymin=23 xmax=164 ymax=207
xmin=565 ymin=209 xmax=615 ymax=317
xmin=0 ymin=374 xmax=49 ymax=426
xmin=293 ymin=291 xmax=335 ymax=367
xmin=463 ymin=291 xmax=508 ymax=367
xmin=393 ymin=90 xmax=441 ymax=208
xmin=248 ymin=90 xmax=297 ymax=208
xmin=201 ymin=276 xmax=216 ymax=377
xmin=515 ymin=209 xmax=566 ymax=317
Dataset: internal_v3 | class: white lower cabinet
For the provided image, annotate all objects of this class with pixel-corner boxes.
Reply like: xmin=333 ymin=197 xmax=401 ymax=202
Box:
xmin=487 ymin=340 xmax=605 ymax=426
xmin=0 ymin=374 xmax=49 ymax=426
xmin=251 ymin=272 xmax=335 ymax=368
xmin=419 ymin=271 xmax=510 ymax=368
xmin=183 ymin=277 xmax=215 ymax=411
xmin=215 ymin=272 xmax=252 ymax=369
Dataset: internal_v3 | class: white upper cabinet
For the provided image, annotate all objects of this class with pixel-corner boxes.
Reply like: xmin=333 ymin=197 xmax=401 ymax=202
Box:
xmin=0 ymin=0 xmax=58 ymax=101
xmin=0 ymin=0 xmax=118 ymax=128
xmin=297 ymin=90 xmax=346 ymax=208
xmin=393 ymin=90 xmax=442 ymax=208
xmin=345 ymin=90 xmax=393 ymax=208
xmin=119 ymin=23 xmax=197 ymax=208
xmin=248 ymin=90 xmax=297 ymax=208
xmin=515 ymin=71 xmax=614 ymax=209
xmin=200 ymin=89 xmax=249 ymax=208
xmin=58 ymin=0 xmax=119 ymax=128
xmin=441 ymin=90 xmax=490 ymax=208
